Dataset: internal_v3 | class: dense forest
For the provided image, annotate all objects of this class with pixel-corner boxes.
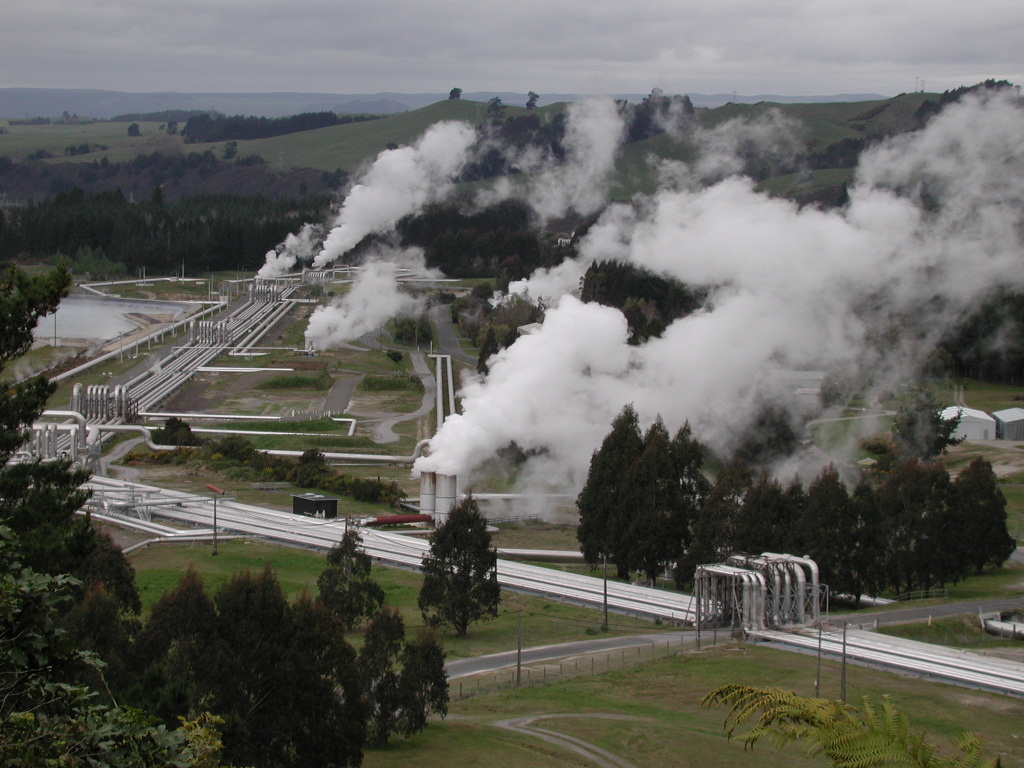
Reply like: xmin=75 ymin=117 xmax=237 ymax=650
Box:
xmin=396 ymin=199 xmax=565 ymax=283
xmin=0 ymin=148 xmax=348 ymax=203
xmin=580 ymin=260 xmax=707 ymax=343
xmin=0 ymin=186 xmax=334 ymax=273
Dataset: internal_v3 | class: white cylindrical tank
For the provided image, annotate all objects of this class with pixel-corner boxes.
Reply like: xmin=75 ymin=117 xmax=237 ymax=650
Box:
xmin=419 ymin=472 xmax=436 ymax=517
xmin=435 ymin=473 xmax=457 ymax=526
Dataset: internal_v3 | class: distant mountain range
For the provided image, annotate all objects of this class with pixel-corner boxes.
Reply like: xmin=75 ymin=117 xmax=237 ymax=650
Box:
xmin=0 ymin=88 xmax=889 ymax=119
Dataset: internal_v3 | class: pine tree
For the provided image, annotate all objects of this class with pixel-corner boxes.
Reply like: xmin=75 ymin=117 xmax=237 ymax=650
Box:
xmin=629 ymin=417 xmax=681 ymax=582
xmin=676 ymin=460 xmax=751 ymax=589
xmin=576 ymin=404 xmax=644 ymax=579
xmin=418 ymin=495 xmax=501 ymax=636
xmin=801 ymin=465 xmax=852 ymax=595
xmin=952 ymin=457 xmax=1016 ymax=573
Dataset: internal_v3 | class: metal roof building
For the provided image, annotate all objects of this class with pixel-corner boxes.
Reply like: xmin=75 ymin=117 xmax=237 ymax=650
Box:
xmin=939 ymin=406 xmax=996 ymax=441
xmin=994 ymin=407 xmax=1024 ymax=440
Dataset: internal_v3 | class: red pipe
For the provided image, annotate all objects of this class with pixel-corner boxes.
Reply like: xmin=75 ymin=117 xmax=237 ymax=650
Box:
xmin=369 ymin=514 xmax=432 ymax=526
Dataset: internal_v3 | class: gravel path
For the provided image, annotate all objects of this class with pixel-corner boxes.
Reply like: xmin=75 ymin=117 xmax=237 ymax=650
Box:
xmin=494 ymin=714 xmax=646 ymax=768
xmin=363 ymin=351 xmax=437 ymax=443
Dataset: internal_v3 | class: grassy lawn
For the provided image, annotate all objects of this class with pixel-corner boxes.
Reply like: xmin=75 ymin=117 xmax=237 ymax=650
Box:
xmin=363 ymin=643 xmax=1024 ymax=768
xmin=491 ymin=521 xmax=580 ymax=551
xmin=128 ymin=538 xmax=659 ymax=659
xmin=959 ymin=378 xmax=1024 ymax=415
xmin=877 ymin=614 xmax=1023 ymax=650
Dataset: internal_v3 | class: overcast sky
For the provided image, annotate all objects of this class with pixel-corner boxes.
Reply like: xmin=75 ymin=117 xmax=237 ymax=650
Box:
xmin=4 ymin=0 xmax=1021 ymax=96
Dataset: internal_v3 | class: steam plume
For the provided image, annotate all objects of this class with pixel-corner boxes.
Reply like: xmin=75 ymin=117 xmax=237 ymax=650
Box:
xmin=305 ymin=249 xmax=428 ymax=350
xmin=418 ymin=91 xmax=1024 ymax=492
xmin=313 ymin=121 xmax=478 ymax=269
xmin=257 ymin=223 xmax=324 ymax=279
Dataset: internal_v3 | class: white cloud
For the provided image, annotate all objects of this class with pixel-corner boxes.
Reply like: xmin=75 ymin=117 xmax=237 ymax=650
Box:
xmin=1 ymin=0 xmax=1020 ymax=95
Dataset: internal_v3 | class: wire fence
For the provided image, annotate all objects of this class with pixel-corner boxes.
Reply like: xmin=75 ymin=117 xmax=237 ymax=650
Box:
xmin=450 ymin=634 xmax=697 ymax=700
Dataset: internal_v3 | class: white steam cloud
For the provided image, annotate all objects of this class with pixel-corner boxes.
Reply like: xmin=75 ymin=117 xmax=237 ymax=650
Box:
xmin=417 ymin=91 xmax=1024 ymax=492
xmin=304 ymin=249 xmax=428 ymax=349
xmin=257 ymin=223 xmax=324 ymax=279
xmin=526 ymin=98 xmax=626 ymax=220
xmin=313 ymin=121 xmax=478 ymax=269
xmin=473 ymin=97 xmax=627 ymax=223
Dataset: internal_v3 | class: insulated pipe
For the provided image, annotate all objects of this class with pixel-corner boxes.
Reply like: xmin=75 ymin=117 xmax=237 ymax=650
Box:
xmin=261 ymin=439 xmax=430 ymax=466
xmin=762 ymin=552 xmax=819 ymax=623
xmin=40 ymin=410 xmax=89 ymax=450
xmin=753 ymin=571 xmax=768 ymax=630
xmin=776 ymin=564 xmax=790 ymax=624
xmin=51 ymin=302 xmax=224 ymax=385
xmin=433 ymin=357 xmax=444 ymax=431
xmin=789 ymin=562 xmax=807 ymax=624
xmin=445 ymin=355 xmax=455 ymax=420
xmin=739 ymin=573 xmax=752 ymax=629
xmin=88 ymin=424 xmax=180 ymax=452
xmin=419 ymin=471 xmax=436 ymax=516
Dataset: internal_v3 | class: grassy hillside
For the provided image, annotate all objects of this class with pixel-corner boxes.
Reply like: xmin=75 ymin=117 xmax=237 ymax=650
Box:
xmin=0 ymin=100 xmax=566 ymax=169
xmin=0 ymin=120 xmax=177 ymax=163
xmin=220 ymin=100 xmax=568 ymax=173
xmin=0 ymin=93 xmax=935 ymax=204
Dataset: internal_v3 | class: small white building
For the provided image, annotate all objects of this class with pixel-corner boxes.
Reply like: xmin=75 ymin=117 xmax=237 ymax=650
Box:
xmin=993 ymin=407 xmax=1024 ymax=440
xmin=939 ymin=406 xmax=996 ymax=441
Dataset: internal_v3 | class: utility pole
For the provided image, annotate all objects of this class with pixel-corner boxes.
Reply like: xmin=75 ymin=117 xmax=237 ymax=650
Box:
xmin=207 ymin=484 xmax=225 ymax=555
xmin=695 ymin=574 xmax=702 ymax=651
xmin=815 ymin=624 xmax=823 ymax=697
xmin=516 ymin=607 xmax=523 ymax=688
xmin=840 ymin=621 xmax=848 ymax=702
xmin=602 ymin=553 xmax=609 ymax=630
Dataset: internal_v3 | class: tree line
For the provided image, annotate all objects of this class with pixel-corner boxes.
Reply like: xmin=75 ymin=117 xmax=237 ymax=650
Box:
xmin=181 ymin=111 xmax=382 ymax=143
xmin=577 ymin=405 xmax=1016 ymax=602
xmin=0 ymin=186 xmax=333 ymax=273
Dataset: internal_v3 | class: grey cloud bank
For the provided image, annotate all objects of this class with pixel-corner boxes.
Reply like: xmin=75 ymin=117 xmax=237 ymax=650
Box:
xmin=3 ymin=0 xmax=1020 ymax=97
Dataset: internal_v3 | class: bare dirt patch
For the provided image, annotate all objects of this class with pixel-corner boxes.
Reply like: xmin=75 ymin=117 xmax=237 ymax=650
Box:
xmin=944 ymin=441 xmax=1024 ymax=479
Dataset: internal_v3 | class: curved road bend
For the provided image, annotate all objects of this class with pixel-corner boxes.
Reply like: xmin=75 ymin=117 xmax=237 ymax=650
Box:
xmin=365 ymin=351 xmax=437 ymax=443
xmin=494 ymin=714 xmax=646 ymax=768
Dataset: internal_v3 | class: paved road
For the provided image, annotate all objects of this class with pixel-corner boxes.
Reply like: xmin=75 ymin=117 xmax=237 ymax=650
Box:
xmin=365 ymin=351 xmax=437 ymax=443
xmin=446 ymin=631 xmax=692 ymax=678
xmin=831 ymin=597 xmax=1024 ymax=629
xmin=431 ymin=304 xmax=476 ymax=365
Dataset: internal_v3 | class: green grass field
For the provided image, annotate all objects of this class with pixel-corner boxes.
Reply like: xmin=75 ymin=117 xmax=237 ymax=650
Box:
xmin=129 ymin=538 xmax=660 ymax=659
xmin=362 ymin=643 xmax=1024 ymax=768
xmin=877 ymin=613 xmax=1022 ymax=649
xmin=0 ymin=119 xmax=178 ymax=162
xmin=958 ymin=378 xmax=1024 ymax=415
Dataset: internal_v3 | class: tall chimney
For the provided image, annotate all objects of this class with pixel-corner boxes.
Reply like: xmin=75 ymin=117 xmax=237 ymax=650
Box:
xmin=435 ymin=473 xmax=457 ymax=526
xmin=419 ymin=472 xmax=436 ymax=518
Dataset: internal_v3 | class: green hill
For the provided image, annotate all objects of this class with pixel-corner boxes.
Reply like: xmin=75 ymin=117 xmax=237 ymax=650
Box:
xmin=0 ymin=93 xmax=935 ymax=205
xmin=217 ymin=100 xmax=568 ymax=173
